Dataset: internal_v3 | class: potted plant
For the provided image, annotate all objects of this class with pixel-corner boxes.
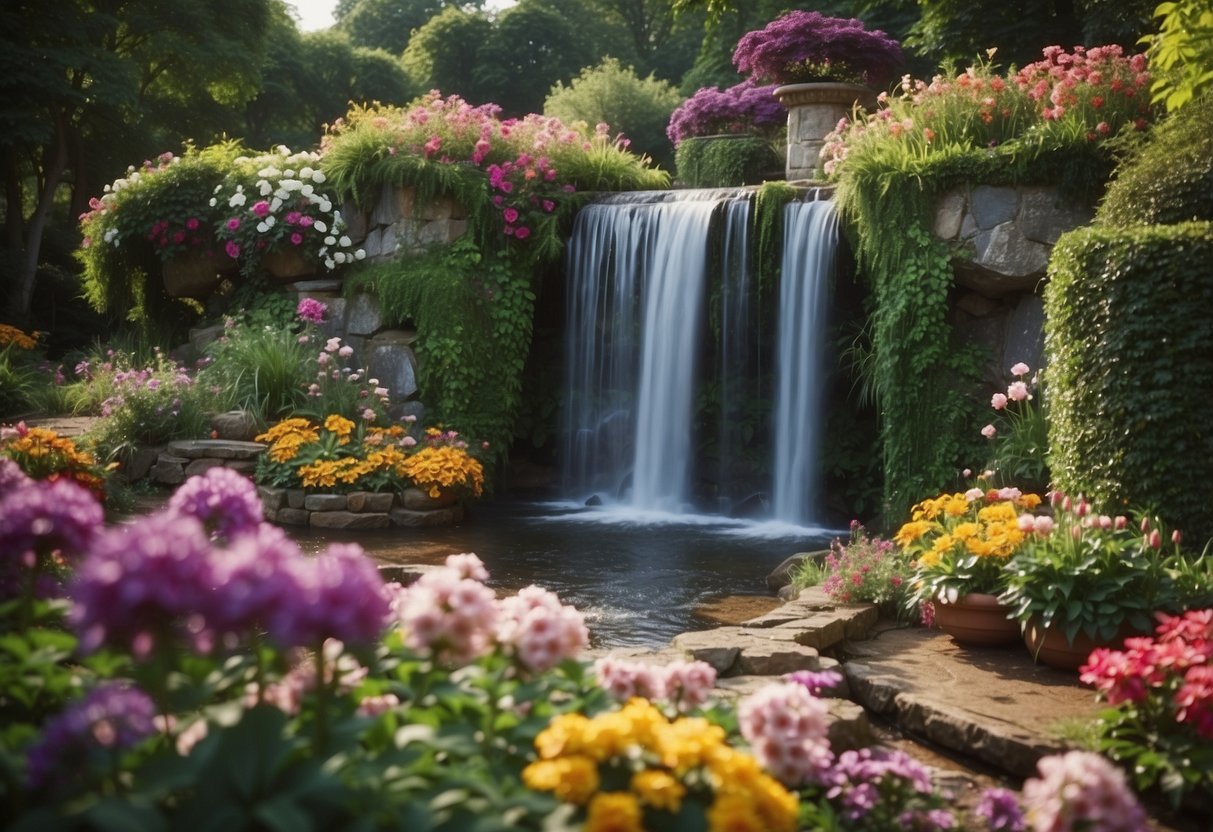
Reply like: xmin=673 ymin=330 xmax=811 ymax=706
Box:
xmin=667 ymin=80 xmax=786 ymax=186
xmin=896 ymin=484 xmax=1045 ymax=646
xmin=731 ymin=10 xmax=903 ymax=179
xmin=212 ymin=146 xmax=365 ymax=280
xmin=999 ymin=492 xmax=1190 ymax=670
xmin=78 ymin=144 xmax=240 ymax=304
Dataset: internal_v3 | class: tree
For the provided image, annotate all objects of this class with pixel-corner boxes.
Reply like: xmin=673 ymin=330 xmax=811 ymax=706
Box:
xmin=1142 ymin=0 xmax=1213 ymax=112
xmin=0 ymin=0 xmax=270 ymax=325
xmin=338 ymin=0 xmax=483 ymax=55
xmin=584 ymin=0 xmax=705 ymax=83
xmin=544 ymin=57 xmax=683 ymax=170
xmin=400 ymin=6 xmax=494 ymax=102
xmin=475 ymin=2 xmax=589 ymax=116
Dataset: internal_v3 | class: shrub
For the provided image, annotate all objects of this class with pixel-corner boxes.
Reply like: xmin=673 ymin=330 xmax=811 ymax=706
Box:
xmin=732 ymin=10 xmax=904 ymax=88
xmin=665 ymin=79 xmax=785 ymax=146
xmin=544 ymin=57 xmax=684 ymax=171
xmin=1045 ymin=222 xmax=1213 ymax=541
xmin=800 ymin=522 xmax=914 ymax=618
xmin=674 ymin=134 xmax=783 ymax=187
xmin=1096 ymin=99 xmax=1213 ymax=226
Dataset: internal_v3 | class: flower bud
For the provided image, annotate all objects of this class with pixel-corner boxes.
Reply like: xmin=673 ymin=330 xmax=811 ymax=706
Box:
xmin=1071 ymin=525 xmax=1082 ymax=541
xmin=1114 ymin=515 xmax=1128 ymax=530
xmin=1099 ymin=515 xmax=1113 ymax=531
xmin=1172 ymin=529 xmax=1182 ymax=545
xmin=1140 ymin=517 xmax=1150 ymax=534
xmin=1148 ymin=529 xmax=1162 ymax=550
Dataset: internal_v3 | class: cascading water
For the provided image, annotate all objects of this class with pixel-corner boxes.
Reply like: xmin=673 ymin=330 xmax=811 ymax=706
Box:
xmin=562 ymin=188 xmax=838 ymax=526
xmin=771 ymin=197 xmax=839 ymax=526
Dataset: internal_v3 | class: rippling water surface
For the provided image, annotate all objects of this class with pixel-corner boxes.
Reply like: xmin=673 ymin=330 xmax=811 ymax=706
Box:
xmin=291 ymin=500 xmax=838 ymax=648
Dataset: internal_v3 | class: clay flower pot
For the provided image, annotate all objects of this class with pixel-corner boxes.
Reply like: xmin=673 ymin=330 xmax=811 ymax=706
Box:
xmin=934 ymin=593 xmax=1021 ymax=647
xmin=262 ymin=249 xmax=316 ymax=282
xmin=1023 ymin=618 xmax=1138 ymax=672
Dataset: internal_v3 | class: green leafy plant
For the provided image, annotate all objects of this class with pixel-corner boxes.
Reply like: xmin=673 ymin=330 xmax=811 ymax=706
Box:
xmin=198 ymin=319 xmax=312 ymax=424
xmin=674 ymin=133 xmax=783 ymax=187
xmin=1140 ymin=0 xmax=1213 ymax=112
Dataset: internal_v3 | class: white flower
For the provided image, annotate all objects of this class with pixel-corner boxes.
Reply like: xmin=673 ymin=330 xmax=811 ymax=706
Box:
xmin=256 ymin=222 xmax=269 ymax=233
xmin=213 ymin=184 xmax=223 ymax=193
xmin=229 ymin=192 xmax=247 ymax=208
xmin=300 ymin=166 xmax=314 ymax=179
xmin=300 ymin=184 xmax=314 ymax=197
xmin=281 ymin=178 xmax=301 ymax=192
xmin=283 ymin=169 xmax=295 ymax=178
xmin=270 ymin=197 xmax=283 ymax=212
xmin=338 ymin=235 xmax=351 ymax=247
xmin=258 ymin=180 xmax=273 ymax=196
xmin=324 ymin=235 xmax=336 ymax=246
xmin=334 ymin=252 xmax=346 ymax=264
xmin=354 ymin=249 xmax=366 ymax=260
xmin=319 ymin=199 xmax=332 ymax=213
xmin=324 ymin=258 xmax=335 ymax=270
xmin=314 ymin=221 xmax=327 ymax=233
xmin=257 ymin=166 xmax=280 ymax=178
xmin=208 ymin=197 xmax=217 ymax=207
xmin=312 ymin=170 xmax=326 ymax=184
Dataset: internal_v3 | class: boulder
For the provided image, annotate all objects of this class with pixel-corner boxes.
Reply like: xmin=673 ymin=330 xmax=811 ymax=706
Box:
xmin=166 ymin=439 xmax=264 ymax=460
xmin=303 ymin=493 xmax=348 ymax=512
xmin=211 ymin=410 xmax=261 ymax=442
xmin=347 ymin=491 xmax=395 ymax=513
xmin=366 ymin=330 xmax=419 ymax=402
xmin=184 ymin=458 xmax=225 ymax=477
xmin=765 ymin=550 xmax=826 ymax=593
xmin=345 ymin=292 xmax=382 ymax=337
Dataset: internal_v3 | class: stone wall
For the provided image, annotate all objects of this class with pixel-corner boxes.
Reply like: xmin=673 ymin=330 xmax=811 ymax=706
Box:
xmin=933 ymin=184 xmax=1094 ymax=386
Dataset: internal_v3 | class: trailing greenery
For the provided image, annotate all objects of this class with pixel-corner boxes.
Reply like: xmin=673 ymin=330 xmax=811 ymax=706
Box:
xmin=674 ymin=134 xmax=782 ymax=187
xmin=1096 ymin=97 xmax=1213 ymax=226
xmin=1045 ymin=221 xmax=1213 ymax=542
xmin=346 ymin=240 xmax=536 ymax=463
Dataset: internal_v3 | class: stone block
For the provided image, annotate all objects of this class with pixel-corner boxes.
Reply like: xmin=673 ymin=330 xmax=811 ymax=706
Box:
xmin=447 ymin=219 xmax=469 ymax=242
xmin=670 ymin=629 xmax=741 ymax=674
xmin=417 ymin=195 xmax=454 ymax=221
xmin=366 ymin=334 xmax=419 ymax=402
xmin=184 ymin=458 xmax=225 ymax=477
xmin=259 ymin=486 xmax=286 ymax=511
xmin=1002 ymin=293 xmax=1045 ymax=376
xmin=309 ymin=510 xmax=391 ymax=530
xmin=345 ymin=292 xmax=383 ymax=337
xmin=955 ymin=291 xmax=999 ymax=317
xmin=167 ymin=439 xmax=264 ymax=460
xmin=347 ymin=491 xmax=394 ymax=513
xmin=389 ymin=505 xmax=464 ymax=527
xmin=149 ymin=460 xmax=185 ymax=485
xmin=291 ymin=280 xmax=342 ymax=294
xmin=211 ymin=410 xmax=261 ymax=442
xmin=361 ymin=228 xmax=383 ymax=259
xmin=304 ymin=493 xmax=348 ymax=511
xmin=276 ymin=507 xmax=311 ymax=526
xmin=189 ymin=322 xmax=226 ymax=356
xmin=287 ymin=489 xmax=306 ymax=509
xmin=775 ymin=614 xmax=847 ymax=650
xmin=933 ymin=189 xmax=967 ymax=240
xmin=970 ymin=185 xmax=1019 ymax=229
xmin=371 ymin=185 xmax=400 ymax=225
xmin=1018 ymin=186 xmax=1093 ymax=245
xmin=826 ymin=699 xmax=873 ymax=750
xmin=395 ymin=186 xmax=415 ymax=218
xmin=379 ymin=225 xmax=399 ymax=257
xmin=343 ymin=201 xmax=368 ymax=241
xmin=224 ymin=460 xmax=258 ymax=475
xmin=735 ymin=637 xmax=821 ymax=676
xmin=122 ymin=445 xmax=161 ymax=482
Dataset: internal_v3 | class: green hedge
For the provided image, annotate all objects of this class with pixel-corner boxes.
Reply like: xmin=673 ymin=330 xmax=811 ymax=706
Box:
xmin=674 ymin=135 xmax=782 ymax=188
xmin=1045 ymin=222 xmax=1213 ymax=541
xmin=1096 ymin=100 xmax=1213 ymax=226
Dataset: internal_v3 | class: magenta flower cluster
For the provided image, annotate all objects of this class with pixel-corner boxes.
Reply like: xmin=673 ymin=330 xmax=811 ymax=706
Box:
xmin=166 ymin=466 xmax=265 ymax=543
xmin=732 ymin=10 xmax=904 ymax=88
xmin=487 ymin=152 xmax=567 ymax=241
xmin=593 ymin=656 xmax=717 ymax=711
xmin=666 ymin=80 xmax=786 ymax=146
xmin=25 ymin=682 xmax=157 ymax=790
xmin=69 ymin=472 xmax=391 ymax=659
xmin=390 ymin=553 xmax=588 ymax=672
xmin=0 ymin=476 xmax=104 ymax=599
xmin=296 ymin=296 xmax=328 ymax=324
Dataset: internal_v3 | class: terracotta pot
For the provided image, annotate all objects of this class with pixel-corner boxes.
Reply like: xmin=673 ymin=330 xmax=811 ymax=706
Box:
xmin=1024 ymin=618 xmax=1138 ymax=672
xmin=773 ymin=82 xmax=877 ymax=180
xmin=934 ymin=593 xmax=1021 ymax=647
xmin=162 ymin=253 xmax=229 ymax=299
xmin=401 ymin=486 xmax=457 ymax=510
xmin=262 ymin=248 xmax=316 ymax=281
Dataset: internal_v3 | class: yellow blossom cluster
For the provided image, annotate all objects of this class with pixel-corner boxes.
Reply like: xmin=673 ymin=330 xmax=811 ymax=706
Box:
xmin=896 ymin=490 xmax=1042 ymax=567
xmin=523 ymin=698 xmax=797 ymax=832
xmin=2 ymin=426 xmax=107 ymax=496
xmin=397 ymin=445 xmax=484 ymax=499
xmin=256 ymin=418 xmax=320 ymax=463
xmin=0 ymin=324 xmax=38 ymax=350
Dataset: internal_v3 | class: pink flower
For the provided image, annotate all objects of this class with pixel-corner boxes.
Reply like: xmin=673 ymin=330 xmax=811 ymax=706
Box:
xmin=1007 ymin=381 xmax=1031 ymax=402
xmin=514 ymin=226 xmax=530 ymax=240
xmin=1021 ymin=751 xmax=1146 ymax=831
xmin=738 ymin=682 xmax=832 ymax=787
xmin=991 ymin=392 xmax=1008 ymax=410
xmin=502 ymin=207 xmax=519 ymax=224
xmin=497 ymin=585 xmax=588 ymax=673
xmin=252 ymin=201 xmax=270 ymax=218
xmin=226 ymin=218 xmax=241 ymax=231
xmin=981 ymin=424 xmax=997 ymax=439
xmin=1033 ymin=515 xmax=1055 ymax=535
xmin=224 ymin=240 xmax=240 ymax=259
xmin=290 ymin=232 xmax=303 ymax=246
xmin=186 ymin=217 xmax=200 ymax=230
xmin=285 ymin=211 xmax=303 ymax=225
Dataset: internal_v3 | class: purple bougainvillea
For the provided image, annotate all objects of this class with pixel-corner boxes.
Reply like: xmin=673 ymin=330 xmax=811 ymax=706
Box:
xmin=732 ymin=10 xmax=903 ymax=89
xmin=667 ymin=80 xmax=786 ymax=145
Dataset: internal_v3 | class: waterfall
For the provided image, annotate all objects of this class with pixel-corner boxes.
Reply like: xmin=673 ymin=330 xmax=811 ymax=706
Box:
xmin=771 ymin=198 xmax=838 ymax=525
xmin=717 ymin=199 xmax=753 ymax=510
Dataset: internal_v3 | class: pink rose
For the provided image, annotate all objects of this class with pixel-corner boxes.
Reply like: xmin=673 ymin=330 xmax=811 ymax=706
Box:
xmin=1007 ymin=381 xmax=1031 ymax=402
xmin=226 ymin=217 xmax=240 ymax=231
xmin=1010 ymin=362 xmax=1030 ymax=376
xmin=252 ymin=200 xmax=270 ymax=218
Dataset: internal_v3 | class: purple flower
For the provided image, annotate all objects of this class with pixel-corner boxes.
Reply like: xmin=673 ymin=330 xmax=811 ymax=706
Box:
xmin=976 ymin=787 xmax=1026 ymax=831
xmin=1021 ymin=751 xmax=1146 ymax=832
xmin=210 ymin=524 xmax=305 ymax=643
xmin=166 ymin=468 xmax=265 ymax=542
xmin=269 ymin=543 xmax=389 ymax=648
xmin=0 ymin=457 xmax=31 ymax=491
xmin=732 ymin=10 xmax=903 ymax=88
xmin=0 ymin=477 xmax=103 ymax=599
xmin=26 ymin=682 xmax=157 ymax=790
xmin=785 ymin=668 xmax=844 ymax=696
xmin=667 ymin=79 xmax=786 ymax=145
xmin=70 ymin=512 xmax=218 ymax=658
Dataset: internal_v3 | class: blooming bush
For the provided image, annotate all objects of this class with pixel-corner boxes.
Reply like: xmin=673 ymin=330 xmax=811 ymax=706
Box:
xmin=253 ymin=415 xmax=412 ymax=492
xmin=666 ymin=80 xmax=786 ymax=145
xmin=1080 ymin=608 xmax=1213 ymax=805
xmin=821 ymin=45 xmax=1153 ymax=179
xmin=1000 ymin=492 xmax=1192 ymax=645
xmin=212 ymin=146 xmax=365 ymax=275
xmin=896 ymin=484 xmax=1043 ymax=607
xmin=810 ymin=521 xmax=914 ymax=617
xmin=396 ymin=427 xmax=486 ymax=499
xmin=0 ymin=422 xmax=109 ymax=498
xmin=981 ymin=361 xmax=1049 ymax=489
xmin=732 ymin=10 xmax=904 ymax=88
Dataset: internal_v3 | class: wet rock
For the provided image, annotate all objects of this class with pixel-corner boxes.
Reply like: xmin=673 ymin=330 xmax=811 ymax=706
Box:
xmin=765 ymin=550 xmax=826 ymax=594
xmin=166 ymin=439 xmax=264 ymax=460
xmin=304 ymin=493 xmax=347 ymax=512
xmin=184 ymin=458 xmax=225 ymax=478
xmin=389 ymin=505 xmax=464 ymax=527
xmin=309 ymin=511 xmax=390 ymax=530
xmin=276 ymin=508 xmax=310 ymax=526
xmin=585 ymin=494 xmax=604 ymax=507
xmin=347 ymin=492 xmax=395 ymax=513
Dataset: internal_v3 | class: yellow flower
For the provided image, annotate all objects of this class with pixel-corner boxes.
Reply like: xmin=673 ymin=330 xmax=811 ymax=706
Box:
xmin=654 ymin=715 xmax=726 ymax=773
xmin=942 ymin=494 xmax=970 ymax=517
xmin=324 ymin=414 xmax=355 ymax=438
xmin=707 ymin=793 xmax=764 ymax=832
xmin=0 ymin=324 xmax=37 ymax=350
xmin=585 ymin=792 xmax=643 ymax=832
xmin=894 ymin=520 xmax=932 ymax=546
xmin=951 ymin=522 xmax=981 ymax=541
xmin=1017 ymin=492 xmax=1043 ymax=510
xmin=631 ymin=769 xmax=685 ymax=813
xmin=977 ymin=502 xmax=1017 ymax=524
xmin=535 ymin=712 xmax=590 ymax=759
xmin=397 ymin=445 xmax=484 ymax=498
xmin=521 ymin=756 xmax=599 ymax=805
xmin=255 ymin=418 xmax=315 ymax=444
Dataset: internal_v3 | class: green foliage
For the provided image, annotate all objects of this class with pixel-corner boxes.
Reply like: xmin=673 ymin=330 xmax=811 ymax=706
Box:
xmin=347 ymin=240 xmax=536 ymax=461
xmin=475 ymin=3 xmax=587 ymax=118
xmin=400 ymin=6 xmax=494 ymax=100
xmin=1045 ymin=222 xmax=1213 ymax=541
xmin=674 ymin=134 xmax=783 ymax=187
xmin=198 ymin=320 xmax=312 ymax=425
xmin=544 ymin=58 xmax=684 ymax=170
xmin=1141 ymin=0 xmax=1213 ymax=112
xmin=1096 ymin=100 xmax=1213 ymax=226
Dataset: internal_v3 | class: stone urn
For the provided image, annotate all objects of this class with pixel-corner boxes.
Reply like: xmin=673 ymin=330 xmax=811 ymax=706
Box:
xmin=933 ymin=593 xmax=1021 ymax=647
xmin=262 ymin=248 xmax=316 ymax=282
xmin=774 ymin=82 xmax=877 ymax=181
